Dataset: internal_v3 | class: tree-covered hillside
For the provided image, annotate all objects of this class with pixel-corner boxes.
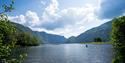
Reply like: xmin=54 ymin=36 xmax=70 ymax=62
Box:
xmin=67 ymin=21 xmax=112 ymax=43
xmin=0 ymin=15 xmax=40 ymax=62
xmin=11 ymin=22 xmax=67 ymax=44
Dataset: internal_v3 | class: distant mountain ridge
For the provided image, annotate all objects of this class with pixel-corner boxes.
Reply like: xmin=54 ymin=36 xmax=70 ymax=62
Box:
xmin=67 ymin=21 xmax=112 ymax=43
xmin=32 ymin=31 xmax=66 ymax=44
xmin=12 ymin=21 xmax=112 ymax=44
xmin=12 ymin=22 xmax=67 ymax=44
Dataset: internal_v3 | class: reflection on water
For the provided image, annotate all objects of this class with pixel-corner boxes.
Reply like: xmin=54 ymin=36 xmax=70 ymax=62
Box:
xmin=20 ymin=44 xmax=113 ymax=63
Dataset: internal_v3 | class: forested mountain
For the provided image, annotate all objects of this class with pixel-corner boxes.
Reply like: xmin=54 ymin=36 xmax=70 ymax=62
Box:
xmin=12 ymin=20 xmax=113 ymax=43
xmin=13 ymin=21 xmax=113 ymax=43
xmin=32 ymin=31 xmax=66 ymax=44
xmin=12 ymin=22 xmax=67 ymax=44
xmin=68 ymin=21 xmax=112 ymax=43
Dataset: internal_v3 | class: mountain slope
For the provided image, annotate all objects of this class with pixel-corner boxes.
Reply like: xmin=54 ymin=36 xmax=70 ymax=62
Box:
xmin=12 ymin=21 xmax=112 ymax=43
xmin=12 ymin=22 xmax=67 ymax=44
xmin=66 ymin=36 xmax=76 ymax=43
xmin=12 ymin=22 xmax=32 ymax=32
xmin=68 ymin=21 xmax=112 ymax=43
xmin=32 ymin=31 xmax=66 ymax=44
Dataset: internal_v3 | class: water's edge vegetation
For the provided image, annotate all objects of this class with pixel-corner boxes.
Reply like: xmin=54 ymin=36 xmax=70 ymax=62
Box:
xmin=0 ymin=2 xmax=40 ymax=62
xmin=81 ymin=42 xmax=113 ymax=45
xmin=0 ymin=16 xmax=40 ymax=63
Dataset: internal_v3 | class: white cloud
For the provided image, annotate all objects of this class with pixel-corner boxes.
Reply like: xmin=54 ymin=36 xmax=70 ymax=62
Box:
xmin=31 ymin=3 xmax=105 ymax=38
xmin=8 ymin=15 xmax=26 ymax=24
xmin=40 ymin=0 xmax=60 ymax=24
xmin=9 ymin=0 xmax=106 ymax=38
xmin=41 ymin=0 xmax=46 ymax=5
xmin=25 ymin=11 xmax=40 ymax=27
xmin=9 ymin=10 xmax=40 ymax=27
xmin=45 ymin=0 xmax=58 ymax=15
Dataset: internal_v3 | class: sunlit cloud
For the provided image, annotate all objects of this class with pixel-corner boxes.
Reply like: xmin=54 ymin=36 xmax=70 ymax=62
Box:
xmin=9 ymin=0 xmax=118 ymax=38
xmin=9 ymin=11 xmax=40 ymax=27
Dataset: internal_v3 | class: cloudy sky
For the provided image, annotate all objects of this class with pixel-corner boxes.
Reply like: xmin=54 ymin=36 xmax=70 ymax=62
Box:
xmin=1 ymin=0 xmax=125 ymax=38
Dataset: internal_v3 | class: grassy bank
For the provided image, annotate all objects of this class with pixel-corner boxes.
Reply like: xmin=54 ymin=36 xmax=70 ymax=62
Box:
xmin=81 ymin=42 xmax=113 ymax=45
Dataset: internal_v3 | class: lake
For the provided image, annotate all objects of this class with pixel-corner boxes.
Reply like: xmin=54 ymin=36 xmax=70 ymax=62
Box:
xmin=22 ymin=44 xmax=113 ymax=63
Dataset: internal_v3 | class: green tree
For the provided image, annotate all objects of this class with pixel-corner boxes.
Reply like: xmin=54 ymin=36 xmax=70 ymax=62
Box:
xmin=30 ymin=35 xmax=40 ymax=46
xmin=111 ymin=16 xmax=125 ymax=63
xmin=0 ymin=20 xmax=16 ymax=44
xmin=94 ymin=37 xmax=102 ymax=42
xmin=0 ymin=0 xmax=14 ymax=14
xmin=0 ymin=0 xmax=26 ymax=62
xmin=16 ymin=32 xmax=40 ymax=46
xmin=0 ymin=20 xmax=17 ymax=62
xmin=0 ymin=0 xmax=40 ymax=62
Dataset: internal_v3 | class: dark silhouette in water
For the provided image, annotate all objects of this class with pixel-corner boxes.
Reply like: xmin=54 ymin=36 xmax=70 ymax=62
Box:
xmin=86 ymin=44 xmax=88 ymax=48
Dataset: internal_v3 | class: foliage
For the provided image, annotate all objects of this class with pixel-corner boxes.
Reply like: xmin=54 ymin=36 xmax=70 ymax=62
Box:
xmin=0 ymin=19 xmax=16 ymax=63
xmin=0 ymin=0 xmax=39 ymax=62
xmin=0 ymin=19 xmax=16 ymax=44
xmin=111 ymin=16 xmax=125 ymax=63
xmin=0 ymin=19 xmax=16 ymax=57
xmin=0 ymin=0 xmax=14 ymax=14
xmin=0 ymin=16 xmax=40 ymax=63
xmin=16 ymin=32 xmax=40 ymax=46
xmin=81 ymin=42 xmax=112 ymax=44
xmin=94 ymin=37 xmax=102 ymax=42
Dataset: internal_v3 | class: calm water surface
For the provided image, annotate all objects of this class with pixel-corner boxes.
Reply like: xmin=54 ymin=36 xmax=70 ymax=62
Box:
xmin=22 ymin=44 xmax=113 ymax=63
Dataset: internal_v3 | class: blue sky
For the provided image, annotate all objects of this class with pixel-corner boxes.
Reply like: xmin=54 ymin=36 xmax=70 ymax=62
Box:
xmin=1 ymin=0 xmax=125 ymax=38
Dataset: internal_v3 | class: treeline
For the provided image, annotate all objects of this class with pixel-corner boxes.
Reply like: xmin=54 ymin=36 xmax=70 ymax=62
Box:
xmin=0 ymin=15 xmax=40 ymax=62
xmin=16 ymin=32 xmax=39 ymax=46
xmin=0 ymin=0 xmax=40 ymax=62
xmin=0 ymin=19 xmax=40 ymax=46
